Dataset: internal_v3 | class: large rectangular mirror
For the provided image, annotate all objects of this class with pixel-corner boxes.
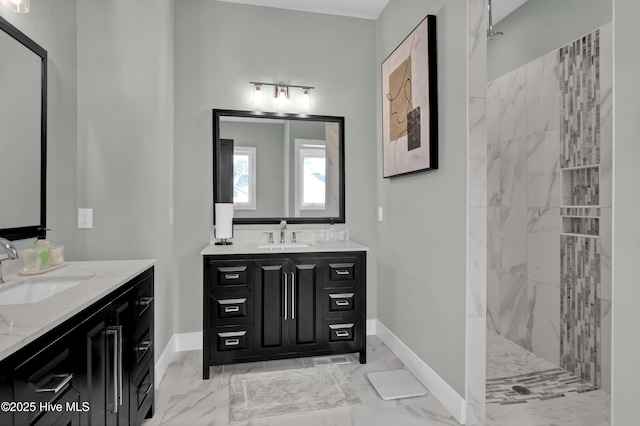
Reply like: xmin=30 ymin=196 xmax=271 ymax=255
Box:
xmin=213 ymin=109 xmax=345 ymax=224
xmin=0 ymin=16 xmax=47 ymax=241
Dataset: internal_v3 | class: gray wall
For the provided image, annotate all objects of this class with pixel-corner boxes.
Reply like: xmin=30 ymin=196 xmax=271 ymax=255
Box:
xmin=488 ymin=0 xmax=612 ymax=80
xmin=376 ymin=0 xmax=467 ymax=395
xmin=612 ymin=1 xmax=640 ymax=422
xmin=174 ymin=1 xmax=378 ymax=333
xmin=75 ymin=0 xmax=175 ymax=357
xmin=0 ymin=1 xmax=78 ymax=254
xmin=219 ymin=121 xmax=285 ymax=218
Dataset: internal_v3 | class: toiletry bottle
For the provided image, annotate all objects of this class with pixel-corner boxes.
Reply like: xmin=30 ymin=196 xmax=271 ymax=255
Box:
xmin=328 ymin=218 xmax=336 ymax=241
xmin=33 ymin=227 xmax=51 ymax=270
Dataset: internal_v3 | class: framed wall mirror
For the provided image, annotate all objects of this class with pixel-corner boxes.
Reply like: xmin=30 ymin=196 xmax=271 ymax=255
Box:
xmin=0 ymin=16 xmax=47 ymax=241
xmin=213 ymin=109 xmax=345 ymax=225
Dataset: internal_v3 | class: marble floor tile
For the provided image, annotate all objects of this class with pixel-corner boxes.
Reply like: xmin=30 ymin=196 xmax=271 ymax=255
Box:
xmin=144 ymin=335 xmax=610 ymax=426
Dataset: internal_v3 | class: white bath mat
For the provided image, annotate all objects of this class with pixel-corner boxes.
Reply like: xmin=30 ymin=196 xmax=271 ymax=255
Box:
xmin=229 ymin=364 xmax=362 ymax=423
xmin=367 ymin=369 xmax=427 ymax=400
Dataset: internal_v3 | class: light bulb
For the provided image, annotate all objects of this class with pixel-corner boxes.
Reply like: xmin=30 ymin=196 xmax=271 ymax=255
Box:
xmin=276 ymin=86 xmax=289 ymax=107
xmin=300 ymin=88 xmax=311 ymax=110
xmin=252 ymin=84 xmax=264 ymax=105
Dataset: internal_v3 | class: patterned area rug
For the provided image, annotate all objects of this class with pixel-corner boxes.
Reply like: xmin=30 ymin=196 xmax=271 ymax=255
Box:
xmin=229 ymin=365 xmax=362 ymax=423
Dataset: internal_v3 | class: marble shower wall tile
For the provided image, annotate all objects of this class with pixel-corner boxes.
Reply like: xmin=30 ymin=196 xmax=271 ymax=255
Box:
xmin=600 ymin=298 xmax=611 ymax=393
xmin=599 ymin=113 xmax=612 ymax=208
xmin=499 ymin=273 xmax=529 ymax=349
xmin=487 ymin=268 xmax=500 ymax=333
xmin=499 ymin=67 xmax=527 ymax=142
xmin=501 ymin=207 xmax=527 ymax=277
xmin=487 ymin=207 xmax=501 ymax=272
xmin=500 ymin=137 xmax=528 ymax=207
xmin=526 ymin=51 xmax=560 ymax=134
xmin=487 ymin=80 xmax=500 ymax=145
xmin=487 ymin=143 xmax=501 ymax=206
xmin=527 ymin=129 xmax=560 ymax=207
xmin=469 ymin=97 xmax=488 ymax=207
xmin=468 ymin=207 xmax=487 ymax=318
xmin=599 ymin=22 xmax=613 ymax=118
xmin=468 ymin=0 xmax=487 ymax=99
xmin=527 ymin=280 xmax=561 ymax=365
xmin=527 ymin=208 xmax=560 ymax=287
xmin=600 ymin=208 xmax=612 ymax=302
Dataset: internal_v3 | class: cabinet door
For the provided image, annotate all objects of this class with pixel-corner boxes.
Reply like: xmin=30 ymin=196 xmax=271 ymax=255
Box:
xmin=254 ymin=259 xmax=289 ymax=355
xmin=79 ymin=310 xmax=109 ymax=426
xmin=288 ymin=258 xmax=322 ymax=352
xmin=111 ymin=298 xmax=134 ymax=426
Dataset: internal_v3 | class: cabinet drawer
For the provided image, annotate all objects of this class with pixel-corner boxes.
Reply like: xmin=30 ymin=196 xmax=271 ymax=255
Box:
xmin=328 ymin=323 xmax=355 ymax=342
xmin=210 ymin=326 xmax=254 ymax=361
xmin=134 ymin=357 xmax=154 ymax=426
xmin=134 ymin=328 xmax=153 ymax=368
xmin=325 ymin=291 xmax=356 ymax=313
xmin=214 ymin=295 xmax=252 ymax=322
xmin=324 ymin=256 xmax=361 ymax=287
xmin=135 ymin=275 xmax=154 ymax=319
xmin=14 ymin=337 xmax=81 ymax=425
xmin=208 ymin=260 xmax=253 ymax=293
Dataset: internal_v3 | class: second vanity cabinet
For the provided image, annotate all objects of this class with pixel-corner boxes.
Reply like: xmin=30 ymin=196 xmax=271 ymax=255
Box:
xmin=0 ymin=267 xmax=154 ymax=426
xmin=203 ymin=251 xmax=366 ymax=379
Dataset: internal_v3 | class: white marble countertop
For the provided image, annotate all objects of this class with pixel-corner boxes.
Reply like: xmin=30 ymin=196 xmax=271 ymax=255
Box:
xmin=201 ymin=240 xmax=369 ymax=256
xmin=0 ymin=259 xmax=155 ymax=362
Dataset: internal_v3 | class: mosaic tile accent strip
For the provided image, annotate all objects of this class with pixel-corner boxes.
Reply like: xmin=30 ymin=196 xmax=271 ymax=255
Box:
xmin=559 ymin=30 xmax=601 ymax=168
xmin=565 ymin=167 xmax=600 ymax=206
xmin=562 ymin=217 xmax=600 ymax=236
xmin=560 ymin=235 xmax=601 ymax=387
xmin=561 ymin=207 xmax=600 ymax=217
xmin=486 ymin=368 xmax=597 ymax=405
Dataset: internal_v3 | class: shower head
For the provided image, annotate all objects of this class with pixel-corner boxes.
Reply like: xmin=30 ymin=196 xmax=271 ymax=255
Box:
xmin=487 ymin=29 xmax=504 ymax=43
xmin=487 ymin=0 xmax=504 ymax=43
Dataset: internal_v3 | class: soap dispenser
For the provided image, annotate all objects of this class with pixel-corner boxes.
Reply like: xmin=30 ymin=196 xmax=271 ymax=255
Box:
xmin=33 ymin=228 xmax=51 ymax=269
xmin=328 ymin=218 xmax=336 ymax=241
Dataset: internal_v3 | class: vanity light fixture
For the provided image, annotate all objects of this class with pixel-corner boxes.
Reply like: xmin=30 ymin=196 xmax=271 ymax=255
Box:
xmin=300 ymin=87 xmax=312 ymax=110
xmin=252 ymin=84 xmax=264 ymax=105
xmin=276 ymin=86 xmax=289 ymax=107
xmin=0 ymin=0 xmax=30 ymax=13
xmin=249 ymin=81 xmax=315 ymax=109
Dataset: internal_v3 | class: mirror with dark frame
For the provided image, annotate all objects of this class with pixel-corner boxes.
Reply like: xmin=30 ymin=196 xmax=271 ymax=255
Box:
xmin=0 ymin=16 xmax=47 ymax=241
xmin=213 ymin=109 xmax=345 ymax=225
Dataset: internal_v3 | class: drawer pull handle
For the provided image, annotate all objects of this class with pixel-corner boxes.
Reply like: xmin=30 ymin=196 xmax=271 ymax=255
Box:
xmin=336 ymin=300 xmax=350 ymax=306
xmin=225 ymin=338 xmax=240 ymax=346
xmin=137 ymin=340 xmax=152 ymax=353
xmin=335 ymin=331 xmax=350 ymax=337
xmin=35 ymin=374 xmax=73 ymax=394
xmin=335 ymin=270 xmax=350 ymax=275
xmin=225 ymin=274 xmax=240 ymax=280
xmin=138 ymin=296 xmax=154 ymax=306
xmin=224 ymin=306 xmax=240 ymax=313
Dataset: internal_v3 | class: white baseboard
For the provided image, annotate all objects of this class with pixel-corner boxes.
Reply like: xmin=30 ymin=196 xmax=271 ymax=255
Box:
xmin=375 ymin=320 xmax=466 ymax=424
xmin=154 ymin=335 xmax=176 ymax=389
xmin=366 ymin=318 xmax=377 ymax=335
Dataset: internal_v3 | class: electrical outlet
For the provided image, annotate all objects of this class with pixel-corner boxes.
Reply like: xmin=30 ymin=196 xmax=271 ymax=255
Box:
xmin=78 ymin=208 xmax=93 ymax=229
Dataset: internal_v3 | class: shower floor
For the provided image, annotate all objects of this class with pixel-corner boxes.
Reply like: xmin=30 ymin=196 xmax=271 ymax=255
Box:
xmin=486 ymin=330 xmax=611 ymax=425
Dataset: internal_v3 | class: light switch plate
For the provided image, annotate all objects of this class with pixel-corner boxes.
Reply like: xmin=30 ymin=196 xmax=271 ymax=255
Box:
xmin=78 ymin=208 xmax=93 ymax=229
xmin=378 ymin=207 xmax=384 ymax=222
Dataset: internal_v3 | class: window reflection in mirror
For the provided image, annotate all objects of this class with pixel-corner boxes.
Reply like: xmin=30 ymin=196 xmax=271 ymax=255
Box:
xmin=213 ymin=110 xmax=344 ymax=225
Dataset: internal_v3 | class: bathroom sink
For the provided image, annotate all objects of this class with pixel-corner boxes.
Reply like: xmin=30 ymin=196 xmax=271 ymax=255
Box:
xmin=257 ymin=242 xmax=314 ymax=250
xmin=0 ymin=275 xmax=94 ymax=305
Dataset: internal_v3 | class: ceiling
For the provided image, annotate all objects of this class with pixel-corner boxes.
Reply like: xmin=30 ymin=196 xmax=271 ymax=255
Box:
xmin=217 ymin=0 xmax=390 ymax=20
xmin=218 ymin=0 xmax=528 ymax=23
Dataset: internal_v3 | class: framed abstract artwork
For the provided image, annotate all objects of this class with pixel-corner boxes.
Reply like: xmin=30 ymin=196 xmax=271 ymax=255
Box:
xmin=382 ymin=15 xmax=438 ymax=178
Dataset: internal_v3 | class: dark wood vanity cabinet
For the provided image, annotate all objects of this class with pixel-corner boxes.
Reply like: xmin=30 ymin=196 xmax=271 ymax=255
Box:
xmin=0 ymin=267 xmax=154 ymax=426
xmin=203 ymin=252 xmax=366 ymax=379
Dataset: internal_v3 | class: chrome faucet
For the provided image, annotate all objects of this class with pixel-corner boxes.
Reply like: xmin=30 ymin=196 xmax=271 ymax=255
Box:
xmin=0 ymin=237 xmax=19 ymax=284
xmin=280 ymin=220 xmax=287 ymax=243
